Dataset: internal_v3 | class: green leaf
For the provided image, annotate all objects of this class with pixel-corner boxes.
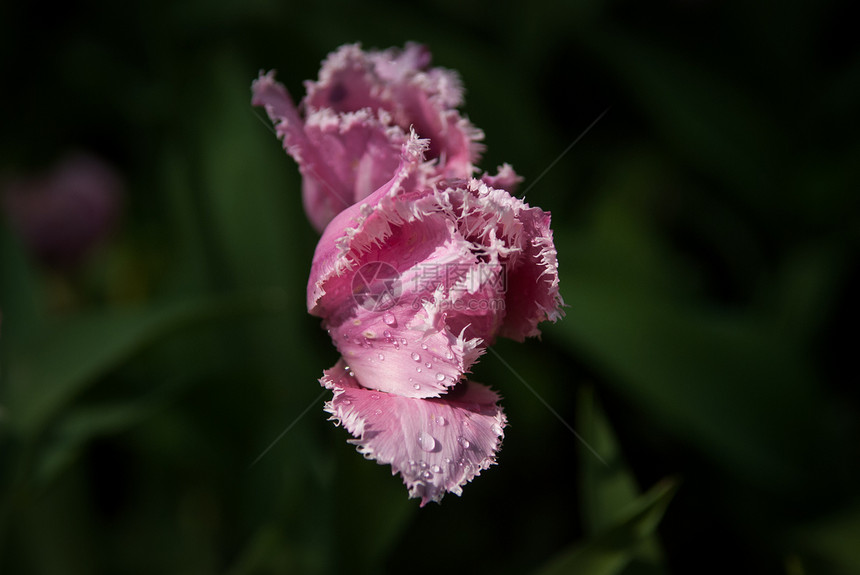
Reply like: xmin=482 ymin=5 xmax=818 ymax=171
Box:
xmin=792 ymin=502 xmax=860 ymax=575
xmin=33 ymin=400 xmax=156 ymax=486
xmin=577 ymin=386 xmax=646 ymax=537
xmin=535 ymin=478 xmax=679 ymax=575
xmin=4 ymin=293 xmax=285 ymax=438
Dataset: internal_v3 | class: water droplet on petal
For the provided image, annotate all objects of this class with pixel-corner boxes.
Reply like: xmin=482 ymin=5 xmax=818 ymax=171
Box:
xmin=408 ymin=459 xmax=416 ymax=466
xmin=418 ymin=432 xmax=436 ymax=452
xmin=444 ymin=457 xmax=451 ymax=464
xmin=382 ymin=312 xmax=396 ymax=326
xmin=421 ymin=343 xmax=428 ymax=350
xmin=436 ymin=415 xmax=446 ymax=426
xmin=416 ymin=367 xmax=422 ymax=373
xmin=458 ymin=436 xmax=470 ymax=449
xmin=374 ymin=409 xmax=382 ymax=415
xmin=413 ymin=383 xmax=421 ymax=390
xmin=422 ymin=470 xmax=432 ymax=479
xmin=400 ymin=338 xmax=408 ymax=346
xmin=445 ymin=350 xmax=454 ymax=360
xmin=431 ymin=465 xmax=441 ymax=473
xmin=343 ymin=399 xmax=351 ymax=405
xmin=378 ymin=353 xmax=385 ymax=361
xmin=424 ymin=361 xmax=432 ymax=368
xmin=435 ymin=372 xmax=445 ymax=382
xmin=383 ymin=329 xmax=391 ymax=339
xmin=411 ymin=352 xmax=420 ymax=361
xmin=419 ymin=461 xmax=427 ymax=469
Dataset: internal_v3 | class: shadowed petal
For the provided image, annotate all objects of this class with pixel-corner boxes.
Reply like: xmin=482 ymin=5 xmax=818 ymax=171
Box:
xmin=253 ymin=71 xmax=408 ymax=232
xmin=322 ymin=359 xmax=506 ymax=506
xmin=305 ymin=43 xmax=483 ymax=178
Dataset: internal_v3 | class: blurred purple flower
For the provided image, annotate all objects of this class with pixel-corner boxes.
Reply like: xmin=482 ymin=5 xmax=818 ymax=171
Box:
xmin=2 ymin=153 xmax=123 ymax=269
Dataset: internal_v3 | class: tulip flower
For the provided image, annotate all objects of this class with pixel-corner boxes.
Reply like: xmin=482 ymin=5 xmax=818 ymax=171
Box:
xmin=253 ymin=43 xmax=563 ymax=504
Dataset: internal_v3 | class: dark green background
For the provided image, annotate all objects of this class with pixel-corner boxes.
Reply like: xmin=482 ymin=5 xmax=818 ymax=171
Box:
xmin=2 ymin=0 xmax=858 ymax=573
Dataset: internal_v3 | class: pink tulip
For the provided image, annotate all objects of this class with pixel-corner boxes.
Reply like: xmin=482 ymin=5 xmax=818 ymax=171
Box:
xmin=253 ymin=44 xmax=563 ymax=504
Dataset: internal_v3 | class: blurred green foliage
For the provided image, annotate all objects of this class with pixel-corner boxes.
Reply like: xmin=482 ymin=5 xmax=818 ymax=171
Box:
xmin=1 ymin=0 xmax=859 ymax=573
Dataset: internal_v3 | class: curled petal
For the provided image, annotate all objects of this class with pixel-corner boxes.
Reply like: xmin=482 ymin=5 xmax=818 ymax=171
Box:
xmin=252 ymin=71 xmax=407 ymax=232
xmin=322 ymin=359 xmax=506 ymax=506
xmin=480 ymin=163 xmax=523 ymax=194
xmin=496 ymin=206 xmax=565 ymax=341
xmin=454 ymin=179 xmax=565 ymax=340
xmin=305 ymin=43 xmax=483 ymax=178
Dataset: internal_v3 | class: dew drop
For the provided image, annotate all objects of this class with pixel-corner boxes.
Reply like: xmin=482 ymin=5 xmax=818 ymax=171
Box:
xmin=422 ymin=470 xmax=432 ymax=479
xmin=400 ymin=338 xmax=408 ymax=346
xmin=419 ymin=460 xmax=428 ymax=469
xmin=424 ymin=361 xmax=432 ymax=368
xmin=436 ymin=415 xmax=447 ymax=426
xmin=444 ymin=457 xmax=451 ymax=464
xmin=411 ymin=352 xmax=421 ymax=362
xmin=445 ymin=350 xmax=454 ymax=360
xmin=413 ymin=383 xmax=421 ymax=390
xmin=431 ymin=465 xmax=441 ymax=473
xmin=374 ymin=409 xmax=382 ymax=415
xmin=418 ymin=432 xmax=436 ymax=452
xmin=416 ymin=367 xmax=422 ymax=373
xmin=383 ymin=329 xmax=391 ymax=339
xmin=343 ymin=399 xmax=351 ymax=405
xmin=435 ymin=372 xmax=445 ymax=382
xmin=421 ymin=343 xmax=428 ymax=350
xmin=377 ymin=353 xmax=385 ymax=361
xmin=382 ymin=312 xmax=396 ymax=326
xmin=457 ymin=436 xmax=470 ymax=449
xmin=408 ymin=459 xmax=416 ymax=466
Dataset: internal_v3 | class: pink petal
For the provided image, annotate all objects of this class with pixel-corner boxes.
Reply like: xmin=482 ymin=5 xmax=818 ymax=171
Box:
xmin=252 ymin=71 xmax=407 ymax=232
xmin=481 ymin=163 xmax=523 ymax=194
xmin=496 ymin=204 xmax=565 ymax=341
xmin=304 ymin=43 xmax=483 ymax=178
xmin=318 ymin=211 xmax=486 ymax=398
xmin=451 ymin=179 xmax=566 ymax=341
xmin=322 ymin=359 xmax=506 ymax=506
xmin=308 ymin=138 xmax=499 ymax=398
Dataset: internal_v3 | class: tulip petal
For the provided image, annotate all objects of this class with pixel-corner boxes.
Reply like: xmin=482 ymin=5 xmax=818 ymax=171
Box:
xmin=253 ymin=71 xmax=408 ymax=232
xmin=322 ymin=359 xmax=506 ymax=506
xmin=305 ymin=43 xmax=483 ymax=178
